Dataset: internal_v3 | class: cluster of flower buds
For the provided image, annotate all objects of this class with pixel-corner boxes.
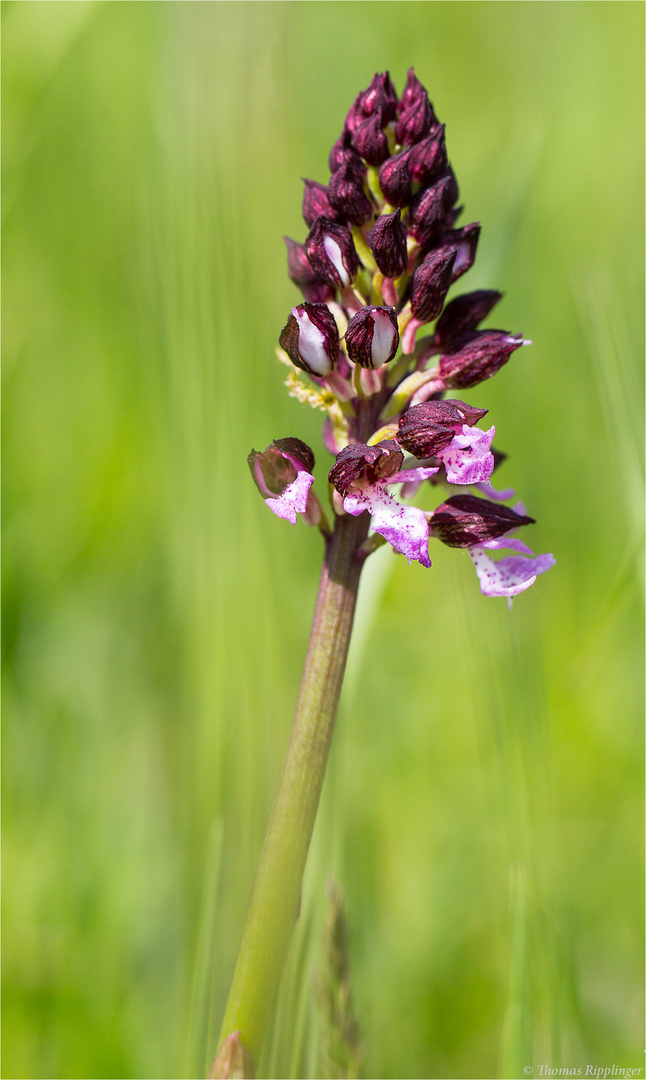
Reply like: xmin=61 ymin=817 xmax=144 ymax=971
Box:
xmin=250 ymin=70 xmax=554 ymax=598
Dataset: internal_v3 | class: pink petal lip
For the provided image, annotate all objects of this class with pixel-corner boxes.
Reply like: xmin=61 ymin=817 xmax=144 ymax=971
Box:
xmin=469 ymin=545 xmax=555 ymax=597
xmin=437 ymin=424 xmax=495 ymax=485
xmin=343 ymin=483 xmax=431 ymax=567
xmin=265 ymin=471 xmax=315 ymax=525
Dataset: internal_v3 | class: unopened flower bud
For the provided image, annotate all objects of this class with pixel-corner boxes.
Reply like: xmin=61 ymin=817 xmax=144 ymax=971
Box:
xmin=378 ymin=149 xmax=412 ymax=207
xmin=431 ymin=222 xmax=480 ymax=281
xmin=339 ymin=148 xmax=368 ymax=182
xmin=410 ymin=247 xmax=456 ymax=321
xmin=397 ymin=68 xmax=433 ymax=117
xmin=328 ymin=162 xmax=374 ymax=226
xmin=438 ymin=330 xmax=528 ymax=389
xmin=302 ymin=180 xmax=337 ymax=228
xmin=408 ymin=124 xmax=448 ymax=184
xmin=398 ymin=399 xmax=488 ymax=457
xmin=361 ymin=71 xmax=398 ymax=124
xmin=345 ymin=72 xmax=398 ymax=140
xmin=409 ymin=172 xmax=459 ymax=248
xmin=249 ymin=437 xmax=315 ymax=498
xmin=434 ymin=290 xmax=503 ymax=345
xmin=396 ymin=93 xmax=434 ymax=147
xmin=353 ymin=114 xmax=390 ymax=166
xmin=328 ymin=133 xmax=350 ymax=173
xmin=367 ymin=210 xmax=408 ymax=278
xmin=279 ymin=302 xmax=340 ymax=376
xmin=305 ymin=217 xmax=359 ymax=289
xmin=329 ymin=439 xmax=403 ymax=496
xmin=284 ymin=237 xmax=334 ymax=304
xmin=345 ymin=306 xmax=399 ymax=368
xmin=344 ymin=89 xmax=369 ymax=138
xmin=441 ymin=165 xmax=459 ymax=206
xmin=430 ymin=494 xmax=535 ymax=548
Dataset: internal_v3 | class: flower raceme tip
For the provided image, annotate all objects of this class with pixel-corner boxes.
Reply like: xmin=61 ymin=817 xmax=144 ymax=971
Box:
xmin=250 ymin=68 xmax=554 ymax=599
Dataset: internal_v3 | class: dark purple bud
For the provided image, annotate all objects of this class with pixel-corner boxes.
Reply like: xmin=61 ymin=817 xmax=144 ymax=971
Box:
xmin=378 ymin=149 xmax=412 ymax=207
xmin=249 ymin=437 xmax=315 ymax=497
xmin=340 ymin=148 xmax=367 ymax=182
xmin=409 ymin=172 xmax=459 ymax=248
xmin=305 ymin=217 xmax=360 ymax=289
xmin=397 ymin=68 xmax=433 ymax=116
xmin=408 ymin=124 xmax=448 ymax=184
xmin=279 ymin=302 xmax=340 ymax=377
xmin=328 ymin=163 xmax=374 ymax=226
xmin=344 ymin=89 xmax=369 ymax=137
xmin=345 ymin=72 xmax=398 ymax=137
xmin=302 ymin=179 xmax=337 ymax=228
xmin=345 ymin=305 xmax=399 ymax=368
xmin=397 ymin=399 xmax=488 ymax=458
xmin=329 ymin=132 xmax=350 ymax=173
xmin=438 ymin=330 xmax=528 ymax=389
xmin=396 ymin=93 xmax=434 ymax=147
xmin=430 ymin=494 xmax=535 ymax=548
xmin=361 ymin=71 xmax=398 ymax=124
xmin=410 ymin=247 xmax=457 ymax=321
xmin=284 ymin=237 xmax=334 ymax=304
xmin=441 ymin=165 xmax=459 ymax=206
xmin=434 ymin=290 xmax=503 ymax=346
xmin=367 ymin=210 xmax=408 ymax=278
xmin=353 ymin=114 xmax=390 ymax=166
xmin=329 ymin=439 xmax=403 ymax=496
xmin=431 ymin=221 xmax=481 ymax=281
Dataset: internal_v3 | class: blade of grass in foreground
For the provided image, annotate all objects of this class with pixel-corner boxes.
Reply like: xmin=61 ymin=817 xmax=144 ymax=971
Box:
xmin=498 ymin=863 xmax=530 ymax=1079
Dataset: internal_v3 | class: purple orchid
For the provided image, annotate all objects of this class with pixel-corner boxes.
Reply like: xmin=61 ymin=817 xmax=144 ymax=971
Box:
xmin=469 ymin=539 xmax=556 ymax=598
xmin=430 ymin=494 xmax=555 ymax=599
xmin=248 ymin=69 xmax=554 ymax=600
xmin=221 ymin=69 xmax=557 ymax=1080
xmin=248 ymin=438 xmax=318 ymax=526
xmin=329 ymin=441 xmax=437 ymax=566
xmin=398 ymin=400 xmax=495 ymax=485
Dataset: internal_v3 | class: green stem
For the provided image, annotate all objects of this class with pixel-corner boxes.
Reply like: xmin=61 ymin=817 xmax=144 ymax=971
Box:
xmin=213 ymin=511 xmax=371 ymax=1076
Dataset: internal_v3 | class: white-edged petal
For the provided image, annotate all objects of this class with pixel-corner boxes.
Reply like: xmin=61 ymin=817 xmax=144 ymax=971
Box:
xmin=322 ymin=236 xmax=350 ymax=285
xmin=370 ymin=309 xmax=398 ymax=366
xmin=293 ymin=308 xmax=332 ymax=376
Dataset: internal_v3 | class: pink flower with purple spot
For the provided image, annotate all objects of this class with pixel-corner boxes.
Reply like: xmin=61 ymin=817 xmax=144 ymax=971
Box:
xmin=430 ymin=494 xmax=555 ymax=600
xmin=398 ymin=399 xmax=495 ymax=485
xmin=468 ymin=540 xmax=556 ymax=599
xmin=248 ymin=438 xmax=318 ymax=526
xmin=329 ymin=441 xmax=437 ymax=566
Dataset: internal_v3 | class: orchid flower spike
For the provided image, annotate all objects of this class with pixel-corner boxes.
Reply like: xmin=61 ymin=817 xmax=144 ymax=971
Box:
xmin=247 ymin=69 xmax=554 ymax=599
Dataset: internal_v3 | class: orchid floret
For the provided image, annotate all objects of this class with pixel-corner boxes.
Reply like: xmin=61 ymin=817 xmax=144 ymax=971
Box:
xmin=469 ymin=544 xmax=556 ymax=599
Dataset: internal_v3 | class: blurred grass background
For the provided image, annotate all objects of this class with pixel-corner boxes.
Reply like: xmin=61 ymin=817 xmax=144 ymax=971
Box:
xmin=2 ymin=2 xmax=643 ymax=1078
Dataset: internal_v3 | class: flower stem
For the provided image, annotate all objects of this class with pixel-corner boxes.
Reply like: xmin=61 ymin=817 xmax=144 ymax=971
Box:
xmin=212 ymin=510 xmax=371 ymax=1077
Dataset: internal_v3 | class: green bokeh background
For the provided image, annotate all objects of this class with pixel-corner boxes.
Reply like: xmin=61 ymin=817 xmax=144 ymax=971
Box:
xmin=3 ymin=3 xmax=643 ymax=1078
